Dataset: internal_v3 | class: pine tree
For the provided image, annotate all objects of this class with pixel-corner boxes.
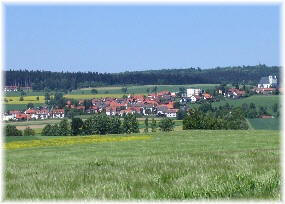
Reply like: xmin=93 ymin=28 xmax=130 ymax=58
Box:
xmin=144 ymin=117 xmax=149 ymax=133
xmin=151 ymin=118 xmax=157 ymax=132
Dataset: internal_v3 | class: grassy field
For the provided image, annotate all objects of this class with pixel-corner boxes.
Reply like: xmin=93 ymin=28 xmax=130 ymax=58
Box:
xmin=211 ymin=95 xmax=280 ymax=108
xmin=4 ymin=103 xmax=45 ymax=112
xmin=5 ymin=130 xmax=280 ymax=200
xmin=70 ymin=84 xmax=219 ymax=95
xmin=64 ymin=94 xmax=125 ymax=99
xmin=248 ymin=118 xmax=280 ymax=130
xmin=4 ymin=91 xmax=46 ymax=97
xmin=4 ymin=96 xmax=45 ymax=104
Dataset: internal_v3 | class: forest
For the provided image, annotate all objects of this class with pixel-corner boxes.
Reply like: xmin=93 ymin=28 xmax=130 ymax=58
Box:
xmin=4 ymin=64 xmax=280 ymax=91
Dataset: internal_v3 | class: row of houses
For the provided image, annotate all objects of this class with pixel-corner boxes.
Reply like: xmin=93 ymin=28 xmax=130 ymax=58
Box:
xmin=2 ymin=109 xmax=64 ymax=121
xmin=2 ymin=91 xmax=181 ymax=121
xmin=4 ymin=86 xmax=32 ymax=92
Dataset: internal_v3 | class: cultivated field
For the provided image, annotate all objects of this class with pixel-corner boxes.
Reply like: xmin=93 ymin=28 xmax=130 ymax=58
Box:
xmin=5 ymin=130 xmax=280 ymax=200
xmin=211 ymin=95 xmax=280 ymax=108
xmin=4 ymin=96 xmax=45 ymax=104
xmin=64 ymin=94 xmax=125 ymax=100
xmin=71 ymin=84 xmax=219 ymax=95
xmin=247 ymin=118 xmax=280 ymax=130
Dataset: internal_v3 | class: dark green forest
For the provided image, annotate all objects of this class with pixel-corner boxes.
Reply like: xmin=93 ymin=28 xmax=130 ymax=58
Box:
xmin=4 ymin=64 xmax=280 ymax=91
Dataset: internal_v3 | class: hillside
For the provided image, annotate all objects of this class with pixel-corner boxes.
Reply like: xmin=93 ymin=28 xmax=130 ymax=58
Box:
xmin=5 ymin=64 xmax=280 ymax=91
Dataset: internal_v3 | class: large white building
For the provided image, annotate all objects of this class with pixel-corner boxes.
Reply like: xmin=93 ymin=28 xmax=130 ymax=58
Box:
xmin=186 ymin=88 xmax=201 ymax=97
xmin=258 ymin=75 xmax=278 ymax=88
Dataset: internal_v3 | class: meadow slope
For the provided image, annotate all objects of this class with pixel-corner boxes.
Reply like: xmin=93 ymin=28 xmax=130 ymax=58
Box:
xmin=5 ymin=130 xmax=280 ymax=200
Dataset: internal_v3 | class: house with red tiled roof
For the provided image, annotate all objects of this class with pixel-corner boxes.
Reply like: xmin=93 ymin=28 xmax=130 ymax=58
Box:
xmin=202 ymin=93 xmax=213 ymax=100
xmin=254 ymin=87 xmax=276 ymax=94
xmin=15 ymin=113 xmax=27 ymax=120
xmin=51 ymin=109 xmax=64 ymax=118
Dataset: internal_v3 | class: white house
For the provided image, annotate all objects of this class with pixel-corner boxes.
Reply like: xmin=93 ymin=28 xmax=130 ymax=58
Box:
xmin=190 ymin=95 xmax=201 ymax=103
xmin=186 ymin=88 xmax=201 ymax=97
xmin=2 ymin=114 xmax=14 ymax=121
xmin=166 ymin=109 xmax=179 ymax=118
xmin=258 ymin=75 xmax=278 ymax=88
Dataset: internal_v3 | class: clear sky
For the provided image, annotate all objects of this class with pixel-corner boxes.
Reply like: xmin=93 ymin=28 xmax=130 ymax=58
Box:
xmin=5 ymin=4 xmax=280 ymax=73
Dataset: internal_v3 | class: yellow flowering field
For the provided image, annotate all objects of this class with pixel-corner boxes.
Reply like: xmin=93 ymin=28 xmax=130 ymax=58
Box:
xmin=5 ymin=135 xmax=151 ymax=150
xmin=64 ymin=94 xmax=125 ymax=99
xmin=4 ymin=96 xmax=45 ymax=104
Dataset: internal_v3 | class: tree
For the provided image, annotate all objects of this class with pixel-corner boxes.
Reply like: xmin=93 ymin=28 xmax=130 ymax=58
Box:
xmin=177 ymin=110 xmax=186 ymax=120
xmin=20 ymin=90 xmax=26 ymax=96
xmin=159 ymin=118 xmax=175 ymax=132
xmin=36 ymin=96 xmax=39 ymax=101
xmin=5 ymin=125 xmax=23 ymax=136
xmin=272 ymin=103 xmax=279 ymax=113
xmin=23 ymin=127 xmax=35 ymax=136
xmin=152 ymin=86 xmax=158 ymax=94
xmin=91 ymin=89 xmax=98 ymax=94
xmin=19 ymin=96 xmax=24 ymax=101
xmin=121 ymin=87 xmax=128 ymax=94
xmin=27 ymin=103 xmax=34 ymax=109
xmin=173 ymin=102 xmax=180 ymax=109
xmin=109 ymin=116 xmax=122 ymax=134
xmin=123 ymin=114 xmax=139 ymax=134
xmin=179 ymin=87 xmax=186 ymax=93
xmin=71 ymin=117 xmax=84 ymax=135
xmin=146 ymin=88 xmax=150 ymax=94
xmin=144 ymin=117 xmax=149 ymax=133
xmin=94 ymin=114 xmax=111 ymax=135
xmin=183 ymin=109 xmax=205 ymax=130
xmin=151 ymin=118 xmax=157 ymax=132
xmin=44 ymin=92 xmax=50 ymax=101
xmin=58 ymin=119 xmax=71 ymax=136
xmin=42 ymin=124 xmax=52 ymax=136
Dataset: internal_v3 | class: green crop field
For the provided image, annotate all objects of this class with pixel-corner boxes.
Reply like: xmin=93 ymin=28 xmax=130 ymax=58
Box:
xmin=248 ymin=118 xmax=280 ymax=130
xmin=4 ymin=96 xmax=46 ymax=104
xmin=70 ymin=84 xmax=219 ymax=95
xmin=4 ymin=103 xmax=45 ymax=112
xmin=211 ymin=95 xmax=280 ymax=108
xmin=5 ymin=130 xmax=280 ymax=200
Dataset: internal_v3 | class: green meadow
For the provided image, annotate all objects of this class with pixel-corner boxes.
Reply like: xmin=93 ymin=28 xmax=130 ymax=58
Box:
xmin=248 ymin=118 xmax=280 ymax=130
xmin=211 ymin=95 xmax=280 ymax=108
xmin=5 ymin=130 xmax=280 ymax=200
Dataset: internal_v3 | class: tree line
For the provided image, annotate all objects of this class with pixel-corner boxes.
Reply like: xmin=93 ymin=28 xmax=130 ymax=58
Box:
xmin=5 ymin=64 xmax=280 ymax=91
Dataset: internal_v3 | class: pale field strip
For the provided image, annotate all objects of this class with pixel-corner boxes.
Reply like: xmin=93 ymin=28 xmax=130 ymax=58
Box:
xmin=5 ymin=135 xmax=152 ymax=150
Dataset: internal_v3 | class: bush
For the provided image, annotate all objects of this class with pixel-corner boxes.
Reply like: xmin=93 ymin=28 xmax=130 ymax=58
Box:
xmin=58 ymin=119 xmax=71 ymax=136
xmin=109 ymin=116 xmax=123 ymax=134
xmin=82 ymin=114 xmax=122 ymax=135
xmin=122 ymin=114 xmax=139 ymax=134
xmin=183 ymin=109 xmax=248 ymax=130
xmin=91 ymin=89 xmax=98 ymax=94
xmin=151 ymin=118 xmax=157 ymax=132
xmin=5 ymin=125 xmax=23 ymax=136
xmin=159 ymin=118 xmax=175 ymax=132
xmin=23 ymin=127 xmax=35 ymax=136
xmin=42 ymin=124 xmax=52 ymax=136
xmin=71 ymin=117 xmax=84 ymax=135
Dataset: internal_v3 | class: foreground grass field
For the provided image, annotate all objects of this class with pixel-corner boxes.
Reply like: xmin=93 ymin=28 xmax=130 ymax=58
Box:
xmin=5 ymin=130 xmax=280 ymax=200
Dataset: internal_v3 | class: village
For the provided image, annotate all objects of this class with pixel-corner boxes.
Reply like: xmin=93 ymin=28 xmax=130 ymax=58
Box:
xmin=2 ymin=75 xmax=279 ymax=122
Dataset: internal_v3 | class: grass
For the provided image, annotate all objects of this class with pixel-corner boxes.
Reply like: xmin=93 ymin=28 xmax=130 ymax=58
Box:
xmin=4 ymin=103 xmax=44 ymax=112
xmin=64 ymin=94 xmax=125 ymax=99
xmin=4 ymin=96 xmax=45 ymax=104
xmin=5 ymin=130 xmax=280 ymax=200
xmin=70 ymin=84 xmax=219 ymax=95
xmin=248 ymin=118 xmax=280 ymax=130
xmin=211 ymin=95 xmax=280 ymax=108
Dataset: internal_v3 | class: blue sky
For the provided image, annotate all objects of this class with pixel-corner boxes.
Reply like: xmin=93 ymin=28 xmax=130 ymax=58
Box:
xmin=5 ymin=4 xmax=280 ymax=73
